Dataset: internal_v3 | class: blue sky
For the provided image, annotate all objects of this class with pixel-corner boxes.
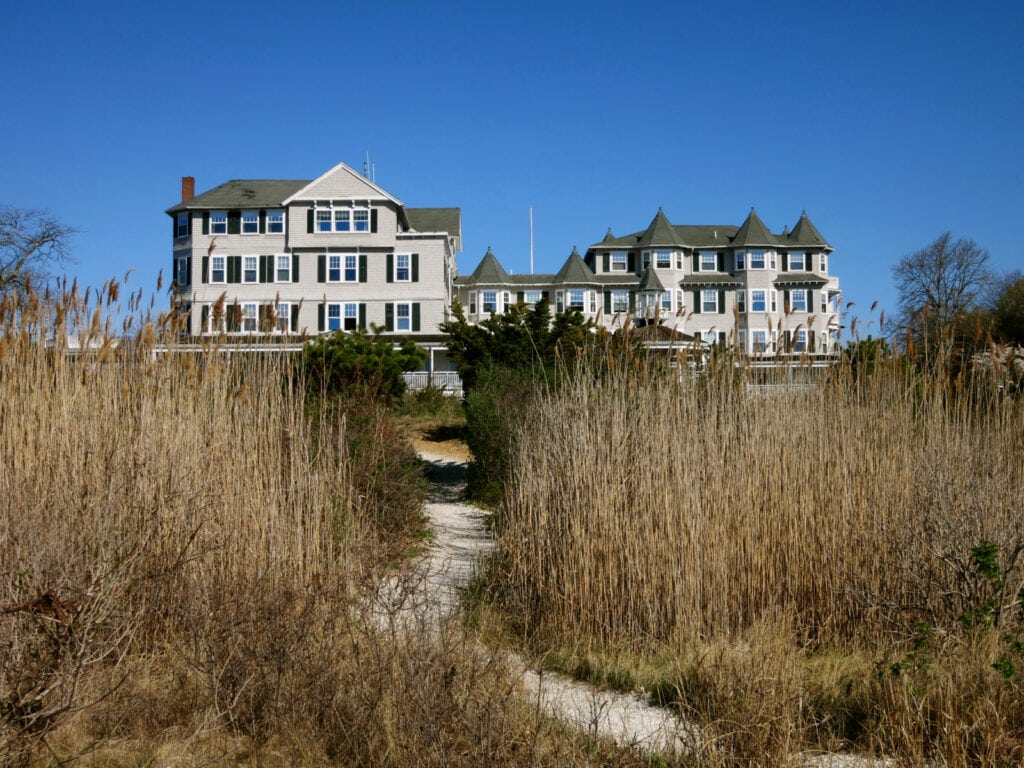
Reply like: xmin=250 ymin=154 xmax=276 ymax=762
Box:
xmin=3 ymin=0 xmax=1021 ymax=337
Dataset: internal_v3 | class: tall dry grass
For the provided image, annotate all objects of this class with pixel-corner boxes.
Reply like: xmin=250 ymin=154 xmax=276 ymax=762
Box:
xmin=492 ymin=352 xmax=1024 ymax=762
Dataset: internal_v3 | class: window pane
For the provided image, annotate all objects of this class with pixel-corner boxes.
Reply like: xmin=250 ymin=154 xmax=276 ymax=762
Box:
xmin=277 ymin=255 xmax=290 ymax=282
xmin=328 ymin=255 xmax=341 ymax=281
xmin=345 ymin=254 xmax=357 ymax=281
xmin=353 ymin=210 xmax=369 ymax=231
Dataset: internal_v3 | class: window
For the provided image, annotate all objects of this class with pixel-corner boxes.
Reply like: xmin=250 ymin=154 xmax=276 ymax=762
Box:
xmin=568 ymin=289 xmax=585 ymax=311
xmin=482 ymin=291 xmax=497 ymax=313
xmin=175 ymin=256 xmax=188 ymax=286
xmin=469 ymin=292 xmax=477 ymax=314
xmin=736 ymin=250 xmax=746 ymax=270
xmin=676 ymin=253 xmax=683 ymax=270
xmin=317 ymin=209 xmax=333 ymax=232
xmin=556 ymin=291 xmax=564 ymax=313
xmin=210 ymin=211 xmax=227 ymax=234
xmin=789 ymin=251 xmax=805 ymax=271
xmin=327 ymin=303 xmax=342 ymax=331
xmin=344 ymin=303 xmax=359 ymax=330
xmin=353 ymin=209 xmax=370 ymax=231
xmin=819 ymin=253 xmax=827 ymax=272
xmin=611 ymin=251 xmax=627 ymax=271
xmin=395 ymin=253 xmax=410 ymax=281
xmin=524 ymin=290 xmax=543 ymax=305
xmin=267 ymin=210 xmax=284 ymax=234
xmin=661 ymin=290 xmax=672 ymax=311
xmin=750 ymin=290 xmax=766 ymax=312
xmin=700 ymin=251 xmax=717 ymax=272
xmin=769 ymin=252 xmax=777 ymax=270
xmin=334 ymin=208 xmax=351 ymax=231
xmin=276 ymin=302 xmax=291 ymax=333
xmin=642 ymin=252 xmax=651 ymax=270
xmin=751 ymin=329 xmax=768 ymax=353
xmin=611 ymin=290 xmax=629 ymax=312
xmin=176 ymin=213 xmax=189 ymax=238
xmin=314 ymin=202 xmax=370 ymax=233
xmin=793 ymin=329 xmax=808 ymax=352
xmin=790 ymin=289 xmax=808 ymax=312
xmin=241 ymin=210 xmax=259 ymax=234
xmin=242 ymin=303 xmax=258 ymax=332
xmin=396 ymin=302 xmax=411 ymax=331
xmin=328 ymin=254 xmax=342 ymax=282
xmin=750 ymin=250 xmax=765 ymax=269
xmin=655 ymin=250 xmax=671 ymax=268
xmin=676 ymin=290 xmax=683 ymax=310
xmin=737 ymin=290 xmax=746 ymax=313
xmin=211 ymin=255 xmax=225 ymax=283
xmin=702 ymin=330 xmax=718 ymax=344
xmin=701 ymin=289 xmax=718 ymax=313
xmin=243 ymin=255 xmax=258 ymax=283
xmin=821 ymin=292 xmax=829 ymax=313
xmin=276 ymin=254 xmax=291 ymax=282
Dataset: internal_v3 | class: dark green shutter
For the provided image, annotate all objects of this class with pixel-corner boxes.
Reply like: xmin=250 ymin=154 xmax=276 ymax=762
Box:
xmin=370 ymin=208 xmax=378 ymax=233
xmin=603 ymin=253 xmax=609 ymax=272
xmin=317 ymin=303 xmax=324 ymax=332
xmin=292 ymin=255 xmax=299 ymax=282
xmin=228 ymin=256 xmax=241 ymax=284
xmin=259 ymin=255 xmax=268 ymax=283
xmin=718 ymin=290 xmax=726 ymax=314
xmin=781 ymin=253 xmax=788 ymax=272
xmin=307 ymin=209 xmax=314 ymax=233
xmin=517 ymin=291 xmax=524 ymax=303
xmin=692 ymin=253 xmax=699 ymax=272
xmin=202 ymin=212 xmax=209 ymax=235
xmin=359 ymin=254 xmax=367 ymax=282
xmin=227 ymin=211 xmax=241 ymax=235
xmin=290 ymin=304 xmax=298 ymax=333
xmin=201 ymin=256 xmax=208 ymax=284
xmin=385 ymin=303 xmax=394 ymax=331
xmin=784 ymin=290 xmax=791 ymax=312
xmin=717 ymin=252 xmax=724 ymax=272
xmin=386 ymin=253 xmax=393 ymax=283
xmin=317 ymin=254 xmax=325 ymax=282
xmin=227 ymin=303 xmax=240 ymax=332
xmin=628 ymin=291 xmax=636 ymax=312
xmin=186 ymin=256 xmax=192 ymax=285
xmin=259 ymin=210 xmax=266 ymax=233
xmin=627 ymin=253 xmax=635 ymax=272
xmin=358 ymin=303 xmax=366 ymax=329
xmin=604 ymin=291 xmax=611 ymax=314
xmin=693 ymin=290 xmax=701 ymax=314
xmin=200 ymin=304 xmax=209 ymax=333
xmin=807 ymin=290 xmax=814 ymax=311
xmin=411 ymin=253 xmax=419 ymax=283
xmin=412 ymin=303 xmax=420 ymax=332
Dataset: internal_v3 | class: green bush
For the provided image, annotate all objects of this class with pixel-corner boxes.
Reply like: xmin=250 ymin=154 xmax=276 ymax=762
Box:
xmin=300 ymin=329 xmax=426 ymax=403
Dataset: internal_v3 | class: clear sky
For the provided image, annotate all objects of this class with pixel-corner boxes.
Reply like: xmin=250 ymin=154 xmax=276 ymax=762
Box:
xmin=3 ymin=0 xmax=1021 ymax=337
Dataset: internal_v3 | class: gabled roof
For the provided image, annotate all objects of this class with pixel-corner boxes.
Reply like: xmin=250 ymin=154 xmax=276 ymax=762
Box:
xmin=787 ymin=211 xmax=831 ymax=249
xmin=636 ymin=208 xmax=683 ymax=248
xmin=166 ymin=180 xmax=307 ymax=214
xmin=464 ymin=248 xmax=511 ymax=284
xmin=282 ymin=161 xmax=402 ymax=205
xmin=637 ymin=267 xmax=667 ymax=292
xmin=731 ymin=208 xmax=777 ymax=247
xmin=554 ymin=247 xmax=599 ymax=284
xmin=407 ymin=208 xmax=461 ymax=238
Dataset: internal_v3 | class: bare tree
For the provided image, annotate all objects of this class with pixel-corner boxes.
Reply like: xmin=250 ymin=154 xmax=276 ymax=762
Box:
xmin=892 ymin=232 xmax=991 ymax=355
xmin=0 ymin=206 xmax=74 ymax=294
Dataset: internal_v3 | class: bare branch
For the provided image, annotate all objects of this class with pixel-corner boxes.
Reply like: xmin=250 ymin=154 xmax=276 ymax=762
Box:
xmin=0 ymin=206 xmax=75 ymax=295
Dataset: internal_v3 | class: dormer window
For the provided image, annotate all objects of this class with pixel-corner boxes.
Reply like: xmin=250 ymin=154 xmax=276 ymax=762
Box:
xmin=699 ymin=251 xmax=717 ymax=272
xmin=611 ymin=251 xmax=627 ymax=271
xmin=267 ymin=210 xmax=285 ymax=233
xmin=210 ymin=211 xmax=227 ymax=234
xmin=750 ymin=250 xmax=766 ymax=269
xmin=241 ymin=210 xmax=259 ymax=234
xmin=314 ymin=202 xmax=372 ymax=233
xmin=655 ymin=250 xmax=672 ymax=268
xmin=789 ymin=251 xmax=806 ymax=271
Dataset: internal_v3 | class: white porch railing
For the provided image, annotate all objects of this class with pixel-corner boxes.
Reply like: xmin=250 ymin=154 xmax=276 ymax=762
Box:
xmin=403 ymin=371 xmax=463 ymax=395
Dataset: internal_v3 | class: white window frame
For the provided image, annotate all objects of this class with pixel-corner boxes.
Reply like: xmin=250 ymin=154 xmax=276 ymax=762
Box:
xmin=701 ymin=289 xmax=718 ymax=313
xmin=750 ymin=290 xmax=766 ymax=313
xmin=175 ymin=256 xmax=188 ymax=286
xmin=327 ymin=303 xmax=342 ymax=331
xmin=468 ymin=291 xmax=477 ymax=314
xmin=641 ymin=252 xmax=651 ymax=271
xmin=737 ymin=290 xmax=746 ymax=313
xmin=482 ymin=291 xmax=497 ymax=313
xmin=210 ymin=255 xmax=226 ymax=283
xmin=661 ymin=290 xmax=672 ymax=311
xmin=791 ymin=289 xmax=808 ymax=312
xmin=735 ymin=250 xmax=746 ymax=270
xmin=699 ymin=251 xmax=717 ymax=272
xmin=556 ymin=291 xmax=564 ymax=313
xmin=343 ymin=302 xmax=359 ymax=330
xmin=819 ymin=253 xmax=827 ymax=272
xmin=327 ymin=254 xmax=342 ymax=282
xmin=242 ymin=255 xmax=258 ymax=284
xmin=395 ymin=302 xmax=411 ymax=331
xmin=749 ymin=250 xmax=766 ymax=269
xmin=504 ymin=291 xmax=512 ymax=312
xmin=241 ymin=210 xmax=259 ymax=235
xmin=738 ymin=329 xmax=746 ymax=351
xmin=267 ymin=210 xmax=285 ymax=234
xmin=821 ymin=292 xmax=829 ymax=314
xmin=353 ymin=209 xmax=370 ymax=232
xmin=275 ymin=254 xmax=291 ymax=283
xmin=241 ymin=303 xmax=258 ymax=332
xmin=568 ymin=289 xmax=585 ymax=311
xmin=751 ymin=329 xmax=768 ymax=354
xmin=611 ymin=251 xmax=627 ymax=271
xmin=314 ymin=202 xmax=371 ymax=233
xmin=611 ymin=290 xmax=629 ymax=313
xmin=793 ymin=329 xmax=808 ymax=352
xmin=524 ymin=290 xmax=543 ymax=305
xmin=175 ymin=213 xmax=189 ymax=238
xmin=344 ymin=254 xmax=357 ymax=282
xmin=771 ymin=290 xmax=778 ymax=313
xmin=395 ymin=253 xmax=411 ymax=282
xmin=317 ymin=208 xmax=333 ymax=232
xmin=770 ymin=252 xmax=777 ymax=270
xmin=676 ymin=290 xmax=683 ymax=311
xmin=789 ymin=251 xmax=806 ymax=271
xmin=276 ymin=302 xmax=291 ymax=333
xmin=655 ymin=250 xmax=672 ymax=269
xmin=210 ymin=211 xmax=227 ymax=234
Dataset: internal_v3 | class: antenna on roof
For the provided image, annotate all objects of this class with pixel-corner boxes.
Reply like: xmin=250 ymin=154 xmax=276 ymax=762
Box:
xmin=364 ymin=152 xmax=369 ymax=178
xmin=529 ymin=207 xmax=534 ymax=275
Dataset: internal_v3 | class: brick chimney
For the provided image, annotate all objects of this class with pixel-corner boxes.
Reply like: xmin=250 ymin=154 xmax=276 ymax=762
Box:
xmin=181 ymin=176 xmax=195 ymax=202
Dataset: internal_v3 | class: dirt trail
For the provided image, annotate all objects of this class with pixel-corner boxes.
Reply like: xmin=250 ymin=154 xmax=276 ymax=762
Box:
xmin=412 ymin=447 xmax=892 ymax=766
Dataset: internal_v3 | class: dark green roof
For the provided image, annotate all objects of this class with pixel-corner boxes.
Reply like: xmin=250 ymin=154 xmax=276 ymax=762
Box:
xmin=786 ymin=212 xmax=830 ymax=248
xmin=679 ymin=274 xmax=744 ymax=287
xmin=554 ymin=248 xmax=599 ymax=284
xmin=636 ymin=209 xmax=683 ymax=248
xmin=590 ymin=221 xmax=738 ymax=250
xmin=464 ymin=248 xmax=511 ymax=284
xmin=731 ymin=208 xmax=777 ymax=247
xmin=166 ymin=179 xmax=308 ymax=214
xmin=637 ymin=267 xmax=668 ymax=292
xmin=772 ymin=272 xmax=828 ymax=286
xmin=407 ymin=207 xmax=461 ymax=237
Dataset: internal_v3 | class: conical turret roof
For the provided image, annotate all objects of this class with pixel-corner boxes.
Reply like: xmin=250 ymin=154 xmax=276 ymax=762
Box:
xmin=465 ymin=247 xmax=511 ymax=283
xmin=637 ymin=266 xmax=668 ymax=292
xmin=731 ymin=208 xmax=776 ymax=247
xmin=636 ymin=208 xmax=683 ymax=247
xmin=787 ymin=211 xmax=830 ymax=248
xmin=554 ymin=247 xmax=598 ymax=284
